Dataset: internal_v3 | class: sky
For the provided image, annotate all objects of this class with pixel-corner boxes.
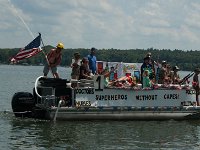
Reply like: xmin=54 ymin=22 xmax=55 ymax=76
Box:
xmin=1 ymin=0 xmax=200 ymax=50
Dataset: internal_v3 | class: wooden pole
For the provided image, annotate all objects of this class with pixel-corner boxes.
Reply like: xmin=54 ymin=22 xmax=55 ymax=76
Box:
xmin=40 ymin=33 xmax=55 ymax=77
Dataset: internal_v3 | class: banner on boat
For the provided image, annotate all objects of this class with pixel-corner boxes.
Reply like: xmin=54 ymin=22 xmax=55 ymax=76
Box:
xmin=97 ymin=61 xmax=142 ymax=80
xmin=75 ymin=88 xmax=196 ymax=107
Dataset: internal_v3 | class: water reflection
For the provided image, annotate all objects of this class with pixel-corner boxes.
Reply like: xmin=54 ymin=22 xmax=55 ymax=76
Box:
xmin=6 ymin=116 xmax=200 ymax=150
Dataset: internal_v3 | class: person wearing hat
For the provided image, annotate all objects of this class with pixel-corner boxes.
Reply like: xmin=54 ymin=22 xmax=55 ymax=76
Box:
xmin=145 ymin=52 xmax=157 ymax=75
xmin=193 ymin=68 xmax=200 ymax=106
xmin=145 ymin=52 xmax=156 ymax=66
xmin=43 ymin=42 xmax=64 ymax=78
xmin=71 ymin=52 xmax=81 ymax=82
xmin=171 ymin=66 xmax=180 ymax=84
xmin=87 ymin=47 xmax=97 ymax=75
xmin=140 ymin=56 xmax=154 ymax=87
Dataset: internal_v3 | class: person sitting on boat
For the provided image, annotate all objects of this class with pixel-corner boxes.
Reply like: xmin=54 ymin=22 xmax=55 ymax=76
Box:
xmin=109 ymin=66 xmax=115 ymax=81
xmin=79 ymin=57 xmax=93 ymax=80
xmin=104 ymin=62 xmax=109 ymax=72
xmin=101 ymin=62 xmax=110 ymax=76
xmin=165 ymin=64 xmax=173 ymax=84
xmin=87 ymin=47 xmax=97 ymax=75
xmin=43 ymin=42 xmax=64 ymax=78
xmin=109 ymin=75 xmax=137 ymax=88
xmin=101 ymin=66 xmax=110 ymax=87
xmin=158 ymin=61 xmax=167 ymax=84
xmin=126 ymin=76 xmax=137 ymax=87
xmin=171 ymin=66 xmax=181 ymax=84
xmin=142 ymin=70 xmax=152 ymax=88
xmin=140 ymin=56 xmax=154 ymax=86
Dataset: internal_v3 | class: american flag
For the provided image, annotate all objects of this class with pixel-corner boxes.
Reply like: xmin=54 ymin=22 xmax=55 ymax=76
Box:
xmin=11 ymin=33 xmax=42 ymax=62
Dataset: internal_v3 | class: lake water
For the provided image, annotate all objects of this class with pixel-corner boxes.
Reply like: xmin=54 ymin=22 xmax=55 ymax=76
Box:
xmin=1 ymin=65 xmax=200 ymax=150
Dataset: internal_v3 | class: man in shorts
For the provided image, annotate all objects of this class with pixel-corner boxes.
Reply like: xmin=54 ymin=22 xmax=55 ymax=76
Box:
xmin=43 ymin=42 xmax=64 ymax=78
xmin=87 ymin=47 xmax=97 ymax=75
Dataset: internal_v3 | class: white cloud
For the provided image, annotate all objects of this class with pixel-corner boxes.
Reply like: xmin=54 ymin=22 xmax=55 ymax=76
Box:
xmin=180 ymin=25 xmax=199 ymax=43
xmin=184 ymin=2 xmax=200 ymax=29
xmin=1 ymin=0 xmax=200 ymax=50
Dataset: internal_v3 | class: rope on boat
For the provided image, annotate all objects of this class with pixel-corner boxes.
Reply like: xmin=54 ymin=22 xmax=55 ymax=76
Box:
xmin=53 ymin=100 xmax=62 ymax=122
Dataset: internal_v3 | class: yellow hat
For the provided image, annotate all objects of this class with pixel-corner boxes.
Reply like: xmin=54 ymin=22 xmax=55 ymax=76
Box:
xmin=56 ymin=42 xmax=64 ymax=49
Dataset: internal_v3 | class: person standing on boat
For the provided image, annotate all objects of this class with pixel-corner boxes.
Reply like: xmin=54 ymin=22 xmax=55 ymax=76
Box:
xmin=43 ymin=42 xmax=64 ymax=78
xmin=193 ymin=68 xmax=200 ymax=106
xmin=145 ymin=52 xmax=154 ymax=66
xmin=71 ymin=52 xmax=81 ymax=80
xmin=87 ymin=47 xmax=97 ymax=75
xmin=145 ymin=52 xmax=156 ymax=78
xmin=71 ymin=52 xmax=81 ymax=87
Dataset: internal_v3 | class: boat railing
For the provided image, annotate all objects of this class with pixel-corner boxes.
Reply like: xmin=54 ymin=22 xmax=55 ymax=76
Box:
xmin=42 ymin=95 xmax=56 ymax=108
xmin=70 ymin=75 xmax=192 ymax=90
xmin=71 ymin=79 xmax=94 ymax=88
xmin=34 ymin=76 xmax=58 ymax=108
xmin=105 ymin=83 xmax=192 ymax=90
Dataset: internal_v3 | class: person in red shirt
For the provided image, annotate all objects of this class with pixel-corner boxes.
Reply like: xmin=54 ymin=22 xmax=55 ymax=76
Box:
xmin=43 ymin=43 xmax=64 ymax=78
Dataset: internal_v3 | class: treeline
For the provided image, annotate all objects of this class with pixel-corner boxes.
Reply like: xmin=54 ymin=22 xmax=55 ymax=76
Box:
xmin=0 ymin=46 xmax=200 ymax=71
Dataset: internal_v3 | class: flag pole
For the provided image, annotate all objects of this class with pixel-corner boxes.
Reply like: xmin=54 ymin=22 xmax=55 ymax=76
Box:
xmin=40 ymin=33 xmax=55 ymax=77
xmin=39 ymin=33 xmax=50 ymax=66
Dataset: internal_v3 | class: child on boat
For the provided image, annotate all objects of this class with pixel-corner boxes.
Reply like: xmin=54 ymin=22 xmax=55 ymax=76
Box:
xmin=142 ymin=70 xmax=152 ymax=88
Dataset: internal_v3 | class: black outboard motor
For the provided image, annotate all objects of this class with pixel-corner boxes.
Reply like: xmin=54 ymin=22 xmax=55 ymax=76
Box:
xmin=11 ymin=92 xmax=35 ymax=118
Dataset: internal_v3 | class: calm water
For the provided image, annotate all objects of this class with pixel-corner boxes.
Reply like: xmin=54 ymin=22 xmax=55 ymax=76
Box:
xmin=1 ymin=65 xmax=200 ymax=150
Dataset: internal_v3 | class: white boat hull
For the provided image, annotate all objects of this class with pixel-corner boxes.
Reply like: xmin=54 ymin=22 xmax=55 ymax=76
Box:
xmin=46 ymin=107 xmax=200 ymax=121
xmin=12 ymin=76 xmax=200 ymax=121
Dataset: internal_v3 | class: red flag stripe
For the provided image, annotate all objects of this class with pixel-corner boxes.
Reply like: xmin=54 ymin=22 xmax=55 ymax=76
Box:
xmin=14 ymin=48 xmax=41 ymax=60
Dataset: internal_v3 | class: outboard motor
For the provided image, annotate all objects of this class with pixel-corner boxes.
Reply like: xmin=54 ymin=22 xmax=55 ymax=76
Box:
xmin=11 ymin=92 xmax=35 ymax=118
